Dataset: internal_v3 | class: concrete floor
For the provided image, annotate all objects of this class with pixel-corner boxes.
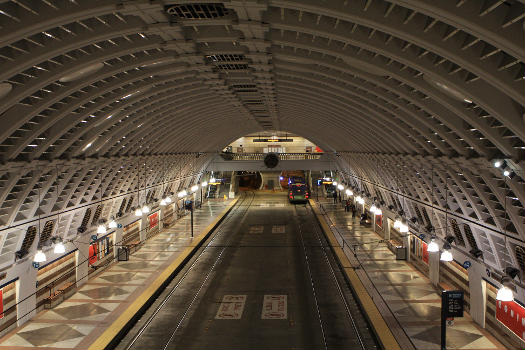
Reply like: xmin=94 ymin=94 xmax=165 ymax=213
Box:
xmin=118 ymin=192 xmax=378 ymax=350
xmin=317 ymin=198 xmax=509 ymax=350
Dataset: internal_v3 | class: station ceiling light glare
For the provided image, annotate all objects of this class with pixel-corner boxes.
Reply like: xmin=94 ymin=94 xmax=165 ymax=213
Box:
xmin=394 ymin=218 xmax=402 ymax=230
xmin=333 ymin=181 xmax=338 ymax=186
xmin=165 ymin=196 xmax=172 ymax=204
xmin=160 ymin=198 xmax=167 ymax=206
xmin=440 ymin=243 xmax=453 ymax=261
xmin=191 ymin=185 xmax=199 ymax=192
xmin=345 ymin=189 xmax=353 ymax=196
xmin=337 ymin=184 xmax=344 ymax=190
xmin=374 ymin=208 xmax=382 ymax=215
xmin=201 ymin=181 xmax=208 ymax=187
xmin=370 ymin=204 xmax=377 ymax=213
xmin=59 ymin=62 xmax=104 ymax=82
xmin=53 ymin=241 xmax=66 ymax=254
xmin=141 ymin=205 xmax=150 ymax=214
xmin=210 ymin=177 xmax=216 ymax=183
xmin=33 ymin=250 xmax=47 ymax=263
xmin=503 ymin=170 xmax=510 ymax=177
xmin=178 ymin=190 xmax=187 ymax=198
xmin=494 ymin=160 xmax=502 ymax=168
xmin=97 ymin=224 xmax=107 ymax=234
xmin=135 ymin=208 xmax=143 ymax=217
xmin=427 ymin=239 xmax=439 ymax=252
xmin=399 ymin=221 xmax=409 ymax=233
xmin=108 ymin=219 xmax=118 ymax=228
xmin=496 ymin=285 xmax=514 ymax=301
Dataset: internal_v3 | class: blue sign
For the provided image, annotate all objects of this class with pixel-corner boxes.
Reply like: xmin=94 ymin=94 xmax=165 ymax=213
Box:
xmin=117 ymin=223 xmax=123 ymax=228
xmin=91 ymin=234 xmax=98 ymax=242
xmin=419 ymin=234 xmax=426 ymax=240
xmin=32 ymin=262 xmax=40 ymax=269
xmin=463 ymin=261 xmax=471 ymax=269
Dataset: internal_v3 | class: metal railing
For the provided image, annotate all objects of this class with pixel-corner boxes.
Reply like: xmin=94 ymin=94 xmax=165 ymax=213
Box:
xmin=220 ymin=152 xmax=324 ymax=161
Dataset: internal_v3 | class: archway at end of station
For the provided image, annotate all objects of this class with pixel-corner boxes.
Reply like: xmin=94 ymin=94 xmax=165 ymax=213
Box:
xmin=279 ymin=170 xmax=307 ymax=190
xmin=237 ymin=171 xmax=262 ymax=191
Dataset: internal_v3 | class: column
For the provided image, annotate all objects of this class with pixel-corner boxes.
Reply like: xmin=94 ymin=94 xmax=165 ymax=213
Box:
xmin=113 ymin=226 xmax=123 ymax=259
xmin=428 ymin=251 xmax=440 ymax=286
xmin=468 ymin=262 xmax=487 ymax=327
xmin=140 ymin=214 xmax=147 ymax=242
xmin=384 ymin=218 xmax=391 ymax=240
xmin=16 ymin=261 xmax=37 ymax=325
xmin=403 ymin=232 xmax=411 ymax=262
xmin=75 ymin=233 xmax=90 ymax=288
xmin=159 ymin=206 xmax=165 ymax=229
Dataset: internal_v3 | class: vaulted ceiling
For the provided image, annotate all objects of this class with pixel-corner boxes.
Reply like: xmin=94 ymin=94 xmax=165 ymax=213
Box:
xmin=0 ymin=1 xmax=523 ymax=277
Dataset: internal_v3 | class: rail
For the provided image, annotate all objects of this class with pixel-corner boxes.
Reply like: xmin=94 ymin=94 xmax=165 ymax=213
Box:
xmin=220 ymin=152 xmax=324 ymax=161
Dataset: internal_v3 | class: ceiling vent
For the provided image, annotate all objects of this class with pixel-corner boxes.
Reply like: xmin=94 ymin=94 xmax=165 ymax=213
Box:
xmin=215 ymin=63 xmax=249 ymax=71
xmin=165 ymin=3 xmax=231 ymax=20
xmin=206 ymin=54 xmax=245 ymax=62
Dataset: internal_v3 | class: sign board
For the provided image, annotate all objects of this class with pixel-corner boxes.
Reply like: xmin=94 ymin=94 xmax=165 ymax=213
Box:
xmin=496 ymin=300 xmax=525 ymax=341
xmin=442 ymin=290 xmax=464 ymax=317
xmin=462 ymin=261 xmax=471 ymax=269
xmin=148 ymin=212 xmax=159 ymax=229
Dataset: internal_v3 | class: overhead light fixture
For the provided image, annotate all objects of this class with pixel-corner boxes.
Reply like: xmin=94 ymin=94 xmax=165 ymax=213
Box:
xmin=427 ymin=238 xmax=439 ymax=252
xmin=494 ymin=160 xmax=502 ymax=168
xmin=178 ymin=190 xmax=187 ymax=198
xmin=399 ymin=221 xmax=409 ymax=233
xmin=97 ymin=224 xmax=107 ymax=234
xmin=337 ymin=184 xmax=344 ymax=190
xmin=160 ymin=198 xmax=167 ymax=206
xmin=53 ymin=241 xmax=66 ymax=254
xmin=503 ymin=170 xmax=510 ymax=177
xmin=165 ymin=196 xmax=172 ymax=204
xmin=141 ymin=205 xmax=150 ymax=214
xmin=333 ymin=181 xmax=338 ymax=186
xmin=108 ymin=219 xmax=117 ymax=229
xmin=440 ymin=242 xmax=453 ymax=261
xmin=375 ymin=208 xmax=382 ymax=215
xmin=345 ymin=189 xmax=353 ymax=196
xmin=201 ymin=181 xmax=208 ymax=187
xmin=191 ymin=185 xmax=199 ymax=192
xmin=33 ymin=250 xmax=47 ymax=263
xmin=370 ymin=204 xmax=377 ymax=214
xmin=210 ymin=177 xmax=216 ymax=183
xmin=496 ymin=267 xmax=520 ymax=301
xmin=496 ymin=285 xmax=514 ymax=301
xmin=135 ymin=208 xmax=143 ymax=217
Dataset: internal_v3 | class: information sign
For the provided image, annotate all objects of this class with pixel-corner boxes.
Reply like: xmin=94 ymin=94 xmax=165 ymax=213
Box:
xmin=443 ymin=290 xmax=464 ymax=317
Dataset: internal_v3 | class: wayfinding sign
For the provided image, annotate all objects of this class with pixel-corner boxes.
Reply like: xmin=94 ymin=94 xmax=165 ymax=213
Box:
xmin=443 ymin=290 xmax=464 ymax=317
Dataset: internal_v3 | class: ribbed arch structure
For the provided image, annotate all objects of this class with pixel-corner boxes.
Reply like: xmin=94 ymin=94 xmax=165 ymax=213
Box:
xmin=0 ymin=0 xmax=523 ymax=278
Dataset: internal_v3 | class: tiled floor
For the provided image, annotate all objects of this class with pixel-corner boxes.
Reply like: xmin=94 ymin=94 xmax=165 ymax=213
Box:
xmin=0 ymin=200 xmax=232 ymax=350
xmin=318 ymin=199 xmax=508 ymax=350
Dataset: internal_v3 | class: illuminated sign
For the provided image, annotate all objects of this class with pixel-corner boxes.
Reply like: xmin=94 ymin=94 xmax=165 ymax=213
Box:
xmin=253 ymin=138 xmax=293 ymax=142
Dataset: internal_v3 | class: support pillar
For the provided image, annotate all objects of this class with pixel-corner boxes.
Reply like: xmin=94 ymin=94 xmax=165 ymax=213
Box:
xmin=429 ymin=251 xmax=440 ymax=286
xmin=113 ymin=226 xmax=123 ymax=258
xmin=16 ymin=262 xmax=37 ymax=326
xmin=159 ymin=206 xmax=165 ymax=229
xmin=403 ymin=233 xmax=411 ymax=262
xmin=468 ymin=262 xmax=487 ymax=327
xmin=75 ymin=233 xmax=90 ymax=288
xmin=140 ymin=214 xmax=147 ymax=242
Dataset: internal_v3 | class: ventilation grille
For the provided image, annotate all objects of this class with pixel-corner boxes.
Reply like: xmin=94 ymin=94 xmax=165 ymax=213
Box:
xmin=125 ymin=196 xmax=134 ymax=212
xmin=206 ymin=54 xmax=245 ymax=62
xmin=80 ymin=208 xmax=92 ymax=229
xmin=166 ymin=3 xmax=231 ymax=19
xmin=20 ymin=226 xmax=37 ymax=254
xmin=450 ymin=218 xmax=466 ymax=247
xmin=92 ymin=204 xmax=103 ymax=225
xmin=40 ymin=220 xmax=55 ymax=245
xmin=215 ymin=63 xmax=248 ymax=71
xmin=463 ymin=223 xmax=479 ymax=250
xmin=118 ymin=198 xmax=127 ymax=216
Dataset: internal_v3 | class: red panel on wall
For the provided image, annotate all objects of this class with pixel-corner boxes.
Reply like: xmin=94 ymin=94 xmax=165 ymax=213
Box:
xmin=148 ymin=212 xmax=159 ymax=229
xmin=88 ymin=244 xmax=98 ymax=265
xmin=375 ymin=214 xmax=382 ymax=229
xmin=496 ymin=300 xmax=525 ymax=341
xmin=422 ymin=242 xmax=429 ymax=264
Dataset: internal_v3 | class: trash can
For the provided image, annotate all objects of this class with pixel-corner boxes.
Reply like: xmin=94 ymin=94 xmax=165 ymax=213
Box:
xmin=117 ymin=247 xmax=129 ymax=261
xmin=395 ymin=246 xmax=407 ymax=260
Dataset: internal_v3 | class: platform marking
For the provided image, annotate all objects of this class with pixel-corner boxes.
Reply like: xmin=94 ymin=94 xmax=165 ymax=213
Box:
xmin=249 ymin=225 xmax=264 ymax=234
xmin=215 ymin=295 xmax=246 ymax=319
xmin=261 ymin=295 xmax=287 ymax=319
xmin=272 ymin=225 xmax=286 ymax=234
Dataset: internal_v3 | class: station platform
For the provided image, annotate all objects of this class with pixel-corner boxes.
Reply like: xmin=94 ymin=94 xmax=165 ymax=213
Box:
xmin=0 ymin=199 xmax=234 ymax=350
xmin=313 ymin=198 xmax=508 ymax=350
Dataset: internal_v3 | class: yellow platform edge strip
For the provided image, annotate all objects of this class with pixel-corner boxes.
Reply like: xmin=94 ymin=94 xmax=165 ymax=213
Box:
xmin=89 ymin=198 xmax=239 ymax=350
xmin=309 ymin=200 xmax=401 ymax=350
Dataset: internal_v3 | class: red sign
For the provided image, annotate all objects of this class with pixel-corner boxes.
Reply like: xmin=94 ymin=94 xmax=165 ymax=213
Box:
xmin=496 ymin=300 xmax=525 ymax=341
xmin=88 ymin=244 xmax=98 ymax=265
xmin=422 ymin=242 xmax=429 ymax=264
xmin=148 ymin=212 xmax=159 ymax=229
xmin=375 ymin=214 xmax=382 ymax=229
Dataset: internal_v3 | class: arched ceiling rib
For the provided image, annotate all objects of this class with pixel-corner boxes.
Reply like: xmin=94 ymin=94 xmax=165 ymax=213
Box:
xmin=0 ymin=0 xmax=523 ymax=276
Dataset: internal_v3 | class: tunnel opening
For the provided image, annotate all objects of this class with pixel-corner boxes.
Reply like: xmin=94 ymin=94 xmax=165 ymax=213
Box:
xmin=237 ymin=171 xmax=261 ymax=190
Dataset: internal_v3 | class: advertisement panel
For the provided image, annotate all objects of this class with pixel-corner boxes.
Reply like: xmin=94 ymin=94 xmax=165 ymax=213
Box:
xmin=496 ymin=300 xmax=525 ymax=341
xmin=148 ymin=212 xmax=159 ymax=229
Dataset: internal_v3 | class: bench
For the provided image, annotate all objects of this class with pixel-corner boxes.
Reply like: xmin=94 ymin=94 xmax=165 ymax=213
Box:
xmin=44 ymin=290 xmax=64 ymax=309
xmin=58 ymin=282 xmax=75 ymax=299
xmin=126 ymin=240 xmax=140 ymax=254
